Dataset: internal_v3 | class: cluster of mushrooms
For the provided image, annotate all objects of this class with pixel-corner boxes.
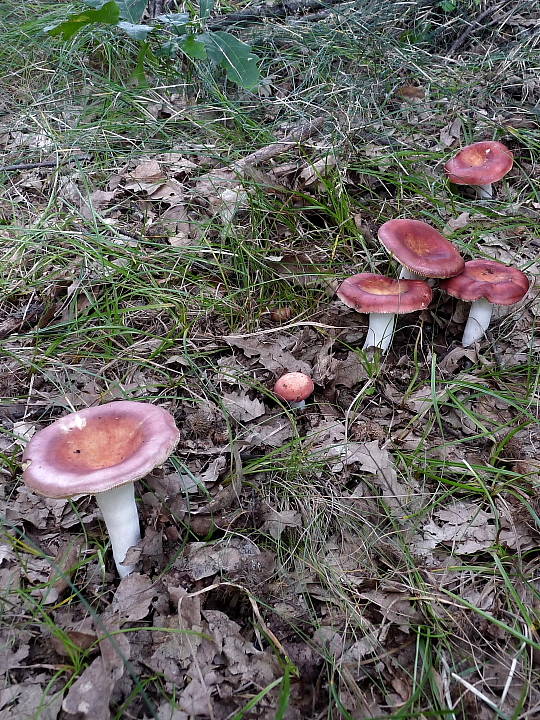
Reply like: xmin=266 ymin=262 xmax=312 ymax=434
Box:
xmin=20 ymin=140 xmax=531 ymax=580
xmin=337 ymin=140 xmax=529 ymax=352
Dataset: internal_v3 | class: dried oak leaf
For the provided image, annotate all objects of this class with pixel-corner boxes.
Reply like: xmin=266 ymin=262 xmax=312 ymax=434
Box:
xmin=416 ymin=502 xmax=496 ymax=556
xmin=62 ymin=657 xmax=114 ymax=719
xmin=222 ymin=391 xmax=266 ymax=422
xmin=0 ymin=629 xmax=30 ymax=676
xmin=0 ymin=682 xmax=62 ymax=720
xmin=240 ymin=414 xmax=293 ymax=448
xmin=108 ymin=573 xmax=155 ymax=623
xmin=179 ymin=537 xmax=261 ymax=581
xmin=124 ymin=159 xmax=166 ymax=192
xmin=224 ymin=334 xmax=311 ymax=375
xmin=262 ymin=508 xmax=302 ymax=540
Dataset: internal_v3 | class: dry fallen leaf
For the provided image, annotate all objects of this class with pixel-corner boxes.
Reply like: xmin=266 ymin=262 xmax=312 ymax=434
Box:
xmin=109 ymin=573 xmax=155 ymax=623
xmin=416 ymin=502 xmax=497 ymax=556
xmin=439 ymin=118 xmax=462 ymax=148
xmin=222 ymin=391 xmax=266 ymax=422
xmin=263 ymin=508 xmax=302 ymax=540
xmin=225 ymin=334 xmax=312 ymax=375
xmin=180 ymin=537 xmax=261 ymax=581
xmin=62 ymin=656 xmax=114 ymax=720
xmin=124 ymin=159 xmax=165 ymax=192
xmin=42 ymin=537 xmax=82 ymax=605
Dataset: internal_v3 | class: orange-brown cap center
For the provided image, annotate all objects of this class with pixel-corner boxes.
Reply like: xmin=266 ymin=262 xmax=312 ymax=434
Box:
xmin=460 ymin=147 xmax=488 ymax=167
xmin=402 ymin=232 xmax=433 ymax=257
xmin=468 ymin=265 xmax=509 ymax=283
xmin=51 ymin=416 xmax=144 ymax=472
xmin=361 ymin=277 xmax=408 ymax=295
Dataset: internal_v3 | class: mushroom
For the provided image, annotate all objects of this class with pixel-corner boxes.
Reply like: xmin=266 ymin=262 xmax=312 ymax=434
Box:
xmin=440 ymin=259 xmax=529 ymax=347
xmin=336 ymin=273 xmax=432 ymax=352
xmin=378 ymin=219 xmax=464 ymax=280
xmin=444 ymin=141 xmax=513 ymax=200
xmin=274 ymin=372 xmax=314 ymax=409
xmin=22 ymin=401 xmax=180 ymax=578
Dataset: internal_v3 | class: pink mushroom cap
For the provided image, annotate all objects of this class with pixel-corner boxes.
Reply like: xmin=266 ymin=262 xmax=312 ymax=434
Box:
xmin=337 ymin=274 xmax=432 ymax=314
xmin=445 ymin=141 xmax=513 ymax=186
xmin=22 ymin=401 xmax=180 ymax=499
xmin=440 ymin=259 xmax=529 ymax=305
xmin=378 ymin=219 xmax=464 ymax=278
xmin=274 ymin=372 xmax=314 ymax=403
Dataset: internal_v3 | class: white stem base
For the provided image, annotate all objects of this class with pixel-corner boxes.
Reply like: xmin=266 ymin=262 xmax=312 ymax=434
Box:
xmin=363 ymin=313 xmax=396 ymax=352
xmin=95 ymin=483 xmax=141 ymax=578
xmin=476 ymin=183 xmax=493 ymax=199
xmin=289 ymin=400 xmax=306 ymax=409
xmin=462 ymin=298 xmax=493 ymax=347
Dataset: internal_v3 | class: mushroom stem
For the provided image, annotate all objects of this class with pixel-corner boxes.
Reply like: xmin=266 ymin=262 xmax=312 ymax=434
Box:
xmin=476 ymin=183 xmax=493 ymax=200
xmin=364 ymin=313 xmax=396 ymax=352
xmin=398 ymin=267 xmax=422 ymax=280
xmin=95 ymin=483 xmax=141 ymax=578
xmin=289 ymin=400 xmax=306 ymax=409
xmin=462 ymin=297 xmax=493 ymax=347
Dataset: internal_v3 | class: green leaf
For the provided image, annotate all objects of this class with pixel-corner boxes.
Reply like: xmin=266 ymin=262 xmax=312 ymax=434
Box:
xmin=45 ymin=1 xmax=120 ymax=40
xmin=117 ymin=20 xmax=154 ymax=40
xmin=439 ymin=0 xmax=456 ymax=10
xmin=116 ymin=0 xmax=147 ymax=22
xmin=199 ymin=0 xmax=215 ymax=20
xmin=83 ymin=0 xmax=112 ymax=7
xmin=181 ymin=35 xmax=207 ymax=60
xmin=155 ymin=39 xmax=179 ymax=58
xmin=200 ymin=31 xmax=260 ymax=89
xmin=156 ymin=13 xmax=191 ymax=27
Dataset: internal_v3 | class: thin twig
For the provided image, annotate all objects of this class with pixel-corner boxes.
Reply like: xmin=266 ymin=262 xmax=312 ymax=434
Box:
xmin=0 ymin=156 xmax=87 ymax=173
xmin=233 ymin=116 xmax=325 ymax=170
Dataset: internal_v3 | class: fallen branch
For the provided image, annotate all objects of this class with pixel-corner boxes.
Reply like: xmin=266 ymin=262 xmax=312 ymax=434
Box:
xmin=233 ymin=116 xmax=325 ymax=171
xmin=205 ymin=0 xmax=350 ymax=28
xmin=0 ymin=155 xmax=88 ymax=173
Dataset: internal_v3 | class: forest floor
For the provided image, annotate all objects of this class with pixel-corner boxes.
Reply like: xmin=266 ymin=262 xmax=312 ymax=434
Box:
xmin=1 ymin=1 xmax=540 ymax=718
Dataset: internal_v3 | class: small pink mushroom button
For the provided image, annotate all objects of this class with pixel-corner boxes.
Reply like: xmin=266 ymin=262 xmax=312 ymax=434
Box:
xmin=22 ymin=401 xmax=180 ymax=578
xmin=274 ymin=372 xmax=314 ymax=409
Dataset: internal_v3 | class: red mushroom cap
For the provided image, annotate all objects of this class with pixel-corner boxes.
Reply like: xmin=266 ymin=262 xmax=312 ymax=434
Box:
xmin=440 ymin=259 xmax=529 ymax=305
xmin=445 ymin=141 xmax=513 ymax=186
xmin=274 ymin=372 xmax=314 ymax=403
xmin=22 ymin=401 xmax=180 ymax=499
xmin=378 ymin=219 xmax=464 ymax=278
xmin=337 ymin=274 xmax=432 ymax=314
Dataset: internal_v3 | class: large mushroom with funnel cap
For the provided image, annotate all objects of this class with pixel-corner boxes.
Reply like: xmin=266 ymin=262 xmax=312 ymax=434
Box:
xmin=440 ymin=259 xmax=529 ymax=346
xmin=337 ymin=273 xmax=432 ymax=352
xmin=22 ymin=400 xmax=180 ymax=578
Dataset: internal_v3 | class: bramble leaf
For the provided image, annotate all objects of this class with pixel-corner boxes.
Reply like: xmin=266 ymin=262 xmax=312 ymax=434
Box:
xmin=45 ymin=1 xmax=120 ymax=40
xmin=199 ymin=31 xmax=260 ymax=89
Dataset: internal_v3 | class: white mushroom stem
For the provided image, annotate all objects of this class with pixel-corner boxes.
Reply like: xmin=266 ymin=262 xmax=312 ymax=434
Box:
xmin=462 ymin=297 xmax=493 ymax=347
xmin=95 ymin=483 xmax=141 ymax=578
xmin=364 ymin=313 xmax=396 ymax=352
xmin=289 ymin=400 xmax=306 ymax=409
xmin=476 ymin=183 xmax=493 ymax=200
xmin=399 ymin=267 xmax=422 ymax=280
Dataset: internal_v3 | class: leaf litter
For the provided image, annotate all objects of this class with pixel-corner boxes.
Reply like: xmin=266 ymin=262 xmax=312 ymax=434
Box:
xmin=1 ymin=14 xmax=540 ymax=720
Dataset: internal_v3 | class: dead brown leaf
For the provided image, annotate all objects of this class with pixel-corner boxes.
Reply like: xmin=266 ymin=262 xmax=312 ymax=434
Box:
xmin=222 ymin=391 xmax=266 ymax=422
